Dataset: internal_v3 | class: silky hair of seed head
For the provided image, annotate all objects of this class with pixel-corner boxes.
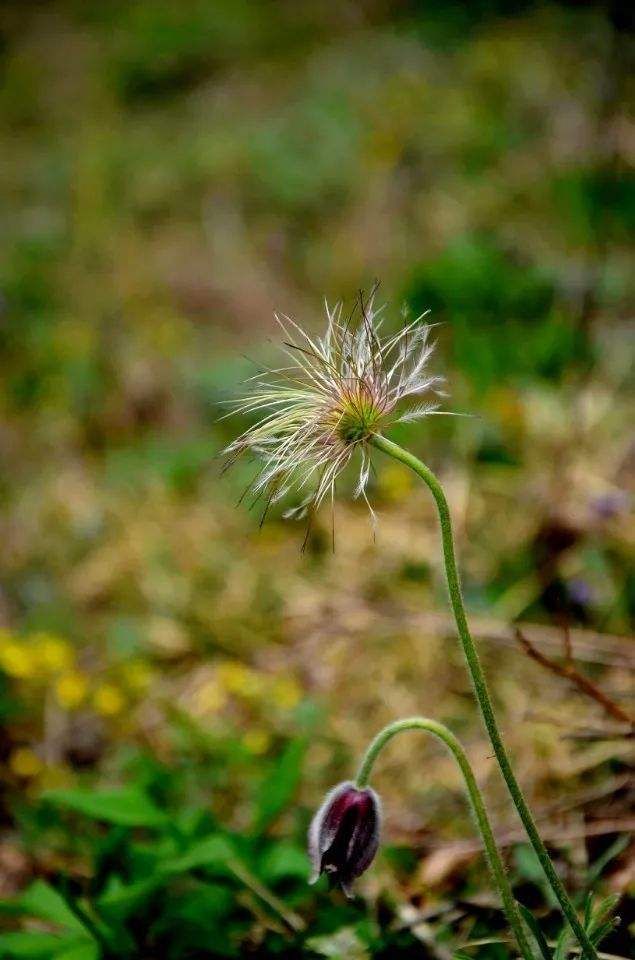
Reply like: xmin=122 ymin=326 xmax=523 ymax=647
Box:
xmin=224 ymin=287 xmax=454 ymax=540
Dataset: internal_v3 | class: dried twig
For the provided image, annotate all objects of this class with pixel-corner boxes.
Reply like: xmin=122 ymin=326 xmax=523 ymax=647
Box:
xmin=562 ymin=622 xmax=573 ymax=664
xmin=514 ymin=627 xmax=634 ymax=730
xmin=420 ymin=817 xmax=635 ymax=854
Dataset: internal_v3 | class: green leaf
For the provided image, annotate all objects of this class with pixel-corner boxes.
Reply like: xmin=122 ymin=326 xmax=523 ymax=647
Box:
xmin=156 ymin=884 xmax=233 ymax=928
xmin=53 ymin=943 xmax=99 ymax=960
xmin=590 ymin=918 xmax=619 ymax=948
xmin=514 ymin=845 xmax=545 ymax=884
xmin=162 ymin=834 xmax=235 ymax=876
xmin=17 ymin=881 xmax=86 ymax=933
xmin=553 ymin=923 xmax=571 ymax=960
xmin=253 ymin=737 xmax=307 ymax=833
xmin=578 ymin=891 xmax=621 ymax=947
xmin=98 ymin=876 xmax=161 ymax=922
xmin=513 ymin=845 xmax=558 ymax=907
xmin=588 ymin=892 xmax=621 ymax=933
xmin=0 ymin=932 xmax=66 ymax=958
xmin=259 ymin=842 xmax=309 ymax=882
xmin=517 ymin=903 xmax=552 ymax=960
xmin=587 ymin=835 xmax=629 ymax=885
xmin=42 ymin=788 xmax=167 ymax=828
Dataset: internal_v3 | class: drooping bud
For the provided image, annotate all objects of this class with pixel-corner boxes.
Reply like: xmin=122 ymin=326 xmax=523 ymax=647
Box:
xmin=308 ymin=781 xmax=381 ymax=897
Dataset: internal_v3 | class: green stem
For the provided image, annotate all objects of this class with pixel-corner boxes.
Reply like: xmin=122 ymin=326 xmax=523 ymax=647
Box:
xmin=227 ymin=858 xmax=306 ymax=933
xmin=356 ymin=717 xmax=535 ymax=960
xmin=369 ymin=433 xmax=596 ymax=960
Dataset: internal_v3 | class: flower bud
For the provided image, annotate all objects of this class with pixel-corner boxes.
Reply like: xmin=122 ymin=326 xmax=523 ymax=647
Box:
xmin=308 ymin=781 xmax=381 ymax=897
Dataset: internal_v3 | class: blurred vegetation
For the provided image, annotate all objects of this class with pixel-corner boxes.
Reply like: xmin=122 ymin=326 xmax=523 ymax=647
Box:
xmin=0 ymin=1 xmax=633 ymax=957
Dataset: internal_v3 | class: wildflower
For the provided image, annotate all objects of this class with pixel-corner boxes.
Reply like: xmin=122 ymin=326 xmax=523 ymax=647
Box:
xmin=9 ymin=747 xmax=43 ymax=779
xmin=120 ymin=659 xmax=153 ymax=693
xmin=193 ymin=678 xmax=226 ymax=714
xmin=270 ymin=675 xmax=302 ymax=710
xmin=224 ymin=290 xmax=447 ymax=534
xmin=92 ymin=683 xmax=125 ymax=717
xmin=308 ymin=781 xmax=381 ymax=897
xmin=592 ymin=490 xmax=629 ymax=520
xmin=55 ymin=671 xmax=88 ymax=710
xmin=31 ymin=633 xmax=74 ymax=673
xmin=378 ymin=462 xmax=413 ymax=501
xmin=0 ymin=637 xmax=37 ymax=680
xmin=217 ymin=660 xmax=263 ymax=698
xmin=243 ymin=728 xmax=271 ymax=755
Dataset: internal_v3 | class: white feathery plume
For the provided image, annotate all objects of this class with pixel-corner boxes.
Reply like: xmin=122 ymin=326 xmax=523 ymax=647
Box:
xmin=224 ymin=289 xmax=451 ymax=537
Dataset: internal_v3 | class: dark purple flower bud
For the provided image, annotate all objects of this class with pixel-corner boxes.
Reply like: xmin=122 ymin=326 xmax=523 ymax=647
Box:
xmin=308 ymin=781 xmax=381 ymax=897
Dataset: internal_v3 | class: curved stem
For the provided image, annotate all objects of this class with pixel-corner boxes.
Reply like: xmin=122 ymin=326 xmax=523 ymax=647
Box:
xmin=369 ymin=433 xmax=596 ymax=960
xmin=356 ymin=717 xmax=536 ymax=960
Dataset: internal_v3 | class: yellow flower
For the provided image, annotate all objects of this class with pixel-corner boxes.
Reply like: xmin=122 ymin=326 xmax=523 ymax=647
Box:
xmin=92 ymin=683 xmax=125 ymax=717
xmin=194 ymin=679 xmax=226 ymax=714
xmin=9 ymin=747 xmax=43 ymax=778
xmin=31 ymin=633 xmax=74 ymax=673
xmin=38 ymin=764 xmax=73 ymax=791
xmin=217 ymin=661 xmax=263 ymax=698
xmin=55 ymin=671 xmax=88 ymax=709
xmin=271 ymin=676 xmax=302 ymax=710
xmin=243 ymin=728 xmax=271 ymax=755
xmin=379 ymin=463 xmax=413 ymax=501
xmin=120 ymin=659 xmax=153 ymax=693
xmin=0 ymin=640 xmax=37 ymax=679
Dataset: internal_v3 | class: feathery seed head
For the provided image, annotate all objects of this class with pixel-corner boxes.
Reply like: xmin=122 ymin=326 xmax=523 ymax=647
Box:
xmin=224 ymin=289 xmax=446 ymax=528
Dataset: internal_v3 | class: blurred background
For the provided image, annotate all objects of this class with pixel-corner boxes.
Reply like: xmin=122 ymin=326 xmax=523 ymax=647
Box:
xmin=0 ymin=2 xmax=633 ymax=958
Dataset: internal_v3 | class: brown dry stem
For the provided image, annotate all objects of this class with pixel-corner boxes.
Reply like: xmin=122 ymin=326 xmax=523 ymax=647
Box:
xmin=514 ymin=627 xmax=634 ymax=731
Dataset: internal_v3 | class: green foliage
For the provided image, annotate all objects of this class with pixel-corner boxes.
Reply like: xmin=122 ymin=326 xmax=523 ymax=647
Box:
xmin=42 ymin=788 xmax=169 ymax=828
xmin=518 ymin=903 xmax=552 ymax=960
xmin=0 ymin=881 xmax=100 ymax=960
xmin=105 ymin=0 xmax=264 ymax=103
xmin=550 ymin=168 xmax=635 ymax=246
xmin=514 ymin=863 xmax=623 ymax=960
xmin=253 ymin=736 xmax=309 ymax=834
xmin=2 ymin=760 xmax=305 ymax=957
xmin=405 ymin=237 xmax=592 ymax=388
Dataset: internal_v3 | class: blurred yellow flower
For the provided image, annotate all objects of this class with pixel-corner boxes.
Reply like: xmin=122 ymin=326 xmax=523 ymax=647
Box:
xmin=0 ymin=639 xmax=37 ymax=679
xmin=488 ymin=387 xmax=525 ymax=431
xmin=243 ymin=728 xmax=271 ymax=755
xmin=31 ymin=633 xmax=74 ymax=673
xmin=38 ymin=764 xmax=73 ymax=791
xmin=93 ymin=683 xmax=126 ymax=717
xmin=194 ymin=679 xmax=226 ymax=714
xmin=121 ymin=659 xmax=153 ymax=693
xmin=217 ymin=661 xmax=263 ymax=698
xmin=271 ymin=676 xmax=302 ymax=710
xmin=55 ymin=671 xmax=88 ymax=709
xmin=379 ymin=463 xmax=413 ymax=501
xmin=9 ymin=747 xmax=42 ymax=778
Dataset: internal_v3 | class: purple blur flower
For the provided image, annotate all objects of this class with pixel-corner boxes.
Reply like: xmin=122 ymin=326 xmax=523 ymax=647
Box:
xmin=592 ymin=490 xmax=629 ymax=520
xmin=308 ymin=781 xmax=381 ymax=897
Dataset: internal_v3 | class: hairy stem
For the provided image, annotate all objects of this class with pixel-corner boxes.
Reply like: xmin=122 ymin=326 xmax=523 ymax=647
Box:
xmin=356 ymin=717 xmax=536 ymax=960
xmin=370 ymin=433 xmax=596 ymax=960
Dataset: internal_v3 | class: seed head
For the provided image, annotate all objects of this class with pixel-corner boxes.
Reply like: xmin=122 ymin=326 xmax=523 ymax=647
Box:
xmin=224 ymin=289 xmax=446 ymax=535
